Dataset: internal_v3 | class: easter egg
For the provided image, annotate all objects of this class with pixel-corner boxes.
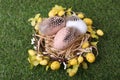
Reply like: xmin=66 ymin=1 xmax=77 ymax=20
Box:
xmin=53 ymin=27 xmax=80 ymax=50
xmin=39 ymin=16 xmax=65 ymax=36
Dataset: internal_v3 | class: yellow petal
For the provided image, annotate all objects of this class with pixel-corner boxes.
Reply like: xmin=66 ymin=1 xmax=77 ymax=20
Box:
xmin=35 ymin=13 xmax=40 ymax=20
xmin=83 ymin=18 xmax=93 ymax=26
xmin=31 ymin=20 xmax=36 ymax=26
xmin=37 ymin=18 xmax=42 ymax=23
xmin=32 ymin=60 xmax=39 ymax=66
xmin=48 ymin=10 xmax=57 ymax=17
xmin=67 ymin=8 xmax=72 ymax=12
xmin=40 ymin=59 xmax=48 ymax=66
xmin=96 ymin=29 xmax=104 ymax=36
xmin=78 ymin=56 xmax=84 ymax=63
xmin=28 ymin=18 xmax=34 ymax=22
xmin=35 ymin=25 xmax=39 ymax=31
xmin=28 ymin=49 xmax=36 ymax=56
xmin=87 ymin=26 xmax=93 ymax=32
xmin=53 ymin=5 xmax=65 ymax=11
xmin=86 ymin=53 xmax=95 ymax=63
xmin=58 ymin=10 xmax=65 ymax=16
xmin=78 ymin=13 xmax=84 ymax=19
xmin=91 ymin=33 xmax=99 ymax=39
xmin=50 ymin=61 xmax=60 ymax=70
xmin=91 ymin=41 xmax=98 ymax=46
xmin=69 ymin=58 xmax=78 ymax=65
xmin=82 ymin=41 xmax=89 ymax=48
xmin=66 ymin=8 xmax=72 ymax=15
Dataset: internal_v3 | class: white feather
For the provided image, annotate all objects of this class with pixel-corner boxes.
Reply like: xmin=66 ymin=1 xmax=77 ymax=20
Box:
xmin=66 ymin=20 xmax=87 ymax=34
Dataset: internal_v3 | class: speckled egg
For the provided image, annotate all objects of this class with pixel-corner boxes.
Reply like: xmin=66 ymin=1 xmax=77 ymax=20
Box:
xmin=39 ymin=16 xmax=65 ymax=36
xmin=53 ymin=27 xmax=80 ymax=50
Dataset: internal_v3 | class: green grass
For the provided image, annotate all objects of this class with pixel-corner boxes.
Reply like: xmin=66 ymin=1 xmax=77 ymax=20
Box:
xmin=0 ymin=0 xmax=120 ymax=80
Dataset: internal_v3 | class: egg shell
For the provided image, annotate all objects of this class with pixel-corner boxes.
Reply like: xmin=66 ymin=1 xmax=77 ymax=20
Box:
xmin=53 ymin=27 xmax=80 ymax=50
xmin=39 ymin=16 xmax=65 ymax=36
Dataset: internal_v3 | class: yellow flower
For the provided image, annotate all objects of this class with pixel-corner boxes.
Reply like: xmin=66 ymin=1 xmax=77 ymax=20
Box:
xmin=67 ymin=64 xmax=79 ymax=77
xmin=67 ymin=69 xmax=76 ymax=77
xmin=58 ymin=10 xmax=65 ymax=16
xmin=87 ymin=26 xmax=93 ymax=32
xmin=96 ymin=29 xmax=104 ymax=36
xmin=82 ymin=41 xmax=89 ymax=48
xmin=40 ymin=59 xmax=48 ymax=66
xmin=34 ymin=24 xmax=39 ymax=31
xmin=28 ymin=49 xmax=36 ymax=56
xmin=34 ymin=14 xmax=41 ymax=20
xmin=78 ymin=56 xmax=84 ymax=63
xmin=83 ymin=18 xmax=93 ymax=26
xmin=28 ymin=13 xmax=42 ymax=27
xmin=48 ymin=5 xmax=65 ymax=17
xmin=91 ymin=33 xmax=99 ymax=39
xmin=66 ymin=8 xmax=72 ymax=15
xmin=78 ymin=13 xmax=84 ymax=19
xmin=48 ymin=10 xmax=57 ymax=17
xmin=52 ymin=5 xmax=65 ymax=12
xmin=86 ymin=53 xmax=95 ymax=63
xmin=50 ymin=61 xmax=60 ymax=70
xmin=28 ymin=55 xmax=39 ymax=66
xmin=91 ymin=41 xmax=98 ymax=46
xmin=69 ymin=58 xmax=78 ymax=65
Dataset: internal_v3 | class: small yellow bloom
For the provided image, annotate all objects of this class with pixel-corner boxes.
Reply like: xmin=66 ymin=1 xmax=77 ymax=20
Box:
xmin=78 ymin=56 xmax=84 ymax=63
xmin=83 ymin=18 xmax=93 ymax=26
xmin=96 ymin=29 xmax=104 ymax=36
xmin=78 ymin=13 xmax=84 ymax=19
xmin=40 ymin=59 xmax=48 ymax=66
xmin=50 ymin=61 xmax=60 ymax=70
xmin=52 ymin=5 xmax=65 ymax=12
xmin=34 ymin=14 xmax=41 ymax=20
xmin=58 ymin=10 xmax=65 ymax=16
xmin=34 ymin=25 xmax=39 ymax=31
xmin=36 ymin=56 xmax=43 ymax=62
xmin=86 ymin=53 xmax=95 ymax=63
xmin=91 ymin=41 xmax=98 ymax=46
xmin=37 ymin=17 xmax=42 ymax=23
xmin=28 ymin=13 xmax=42 ymax=26
xmin=48 ymin=10 xmax=57 ymax=17
xmin=91 ymin=33 xmax=99 ymax=39
xmin=49 ymin=5 xmax=65 ymax=17
xmin=66 ymin=8 xmax=72 ymax=15
xmin=67 ymin=64 xmax=79 ymax=77
xmin=28 ymin=49 xmax=36 ymax=56
xmin=32 ymin=60 xmax=40 ymax=66
xmin=87 ymin=26 xmax=93 ymax=32
xmin=82 ymin=41 xmax=89 ymax=48
xmin=28 ymin=18 xmax=34 ymax=21
xmin=69 ymin=58 xmax=78 ymax=65
xmin=31 ymin=20 xmax=36 ymax=26
xmin=68 ymin=69 xmax=76 ymax=77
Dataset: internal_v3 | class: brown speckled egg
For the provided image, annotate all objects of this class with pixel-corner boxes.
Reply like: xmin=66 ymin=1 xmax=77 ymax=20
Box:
xmin=39 ymin=16 xmax=65 ymax=36
xmin=53 ymin=27 xmax=80 ymax=50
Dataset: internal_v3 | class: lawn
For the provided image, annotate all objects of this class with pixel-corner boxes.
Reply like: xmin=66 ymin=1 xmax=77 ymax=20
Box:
xmin=0 ymin=0 xmax=120 ymax=80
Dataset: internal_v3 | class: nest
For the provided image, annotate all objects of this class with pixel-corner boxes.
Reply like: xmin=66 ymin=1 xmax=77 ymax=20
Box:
xmin=33 ymin=33 xmax=98 ymax=63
